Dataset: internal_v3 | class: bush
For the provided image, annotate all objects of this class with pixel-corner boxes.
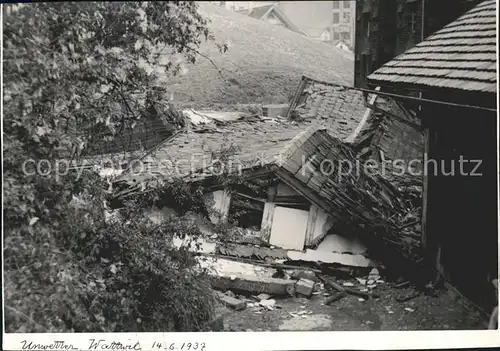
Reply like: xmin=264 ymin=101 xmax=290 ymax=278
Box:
xmin=3 ymin=2 xmax=225 ymax=332
xmin=5 ymin=175 xmax=217 ymax=332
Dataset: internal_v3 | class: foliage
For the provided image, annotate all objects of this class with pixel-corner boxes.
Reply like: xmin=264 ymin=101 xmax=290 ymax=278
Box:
xmin=3 ymin=2 xmax=223 ymax=332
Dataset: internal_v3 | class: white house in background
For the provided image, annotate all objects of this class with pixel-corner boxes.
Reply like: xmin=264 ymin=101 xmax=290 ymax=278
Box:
xmin=319 ymin=28 xmax=332 ymax=42
xmin=335 ymin=40 xmax=353 ymax=52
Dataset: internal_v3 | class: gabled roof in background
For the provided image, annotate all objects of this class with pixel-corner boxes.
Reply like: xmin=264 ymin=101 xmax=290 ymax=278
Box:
xmin=248 ymin=4 xmax=274 ymax=19
xmin=303 ymin=27 xmax=329 ymax=38
xmin=248 ymin=4 xmax=305 ymax=34
xmin=368 ymin=0 xmax=497 ymax=93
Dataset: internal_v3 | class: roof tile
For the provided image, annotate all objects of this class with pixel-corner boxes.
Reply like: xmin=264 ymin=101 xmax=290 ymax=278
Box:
xmin=368 ymin=0 xmax=497 ymax=93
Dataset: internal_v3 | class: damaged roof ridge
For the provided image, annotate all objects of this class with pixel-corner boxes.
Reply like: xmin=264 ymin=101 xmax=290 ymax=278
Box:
xmin=275 ymin=126 xmax=327 ymax=166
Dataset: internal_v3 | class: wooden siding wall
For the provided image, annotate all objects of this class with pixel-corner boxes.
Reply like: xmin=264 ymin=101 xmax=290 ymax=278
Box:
xmin=422 ymin=91 xmax=497 ymax=311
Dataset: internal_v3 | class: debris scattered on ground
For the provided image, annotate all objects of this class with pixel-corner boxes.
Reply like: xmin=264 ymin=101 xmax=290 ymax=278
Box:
xmin=396 ymin=291 xmax=421 ymax=302
xmin=357 ymin=278 xmax=367 ymax=285
xmin=395 ymin=281 xmax=411 ymax=289
xmin=255 ymin=293 xmax=272 ymax=301
xmin=343 ymin=282 xmax=355 ymax=287
xmin=259 ymin=299 xmax=276 ymax=310
xmin=405 ymin=307 xmax=415 ymax=312
xmin=358 ymin=298 xmax=365 ymax=302
xmin=325 ymin=291 xmax=347 ymax=305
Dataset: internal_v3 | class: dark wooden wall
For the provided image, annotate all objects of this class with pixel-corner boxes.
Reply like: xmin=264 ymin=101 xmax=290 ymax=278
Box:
xmin=422 ymin=90 xmax=497 ymax=311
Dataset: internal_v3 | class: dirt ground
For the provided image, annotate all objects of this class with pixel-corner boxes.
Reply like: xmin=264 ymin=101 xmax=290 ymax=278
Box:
xmin=220 ymin=282 xmax=488 ymax=331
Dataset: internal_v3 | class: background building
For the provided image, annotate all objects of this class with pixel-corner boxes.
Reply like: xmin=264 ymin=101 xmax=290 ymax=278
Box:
xmin=331 ymin=0 xmax=356 ymax=45
xmin=208 ymin=1 xmax=276 ymax=12
xmin=211 ymin=1 xmax=356 ymax=47
xmin=354 ymin=0 xmax=483 ymax=88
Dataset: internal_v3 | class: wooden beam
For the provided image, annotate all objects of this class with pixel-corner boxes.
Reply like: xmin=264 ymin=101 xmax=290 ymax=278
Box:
xmin=260 ymin=201 xmax=275 ymax=242
xmin=275 ymin=169 xmax=339 ymax=222
xmin=421 ymin=127 xmax=430 ymax=249
xmin=220 ymin=189 xmax=231 ymax=223
xmin=346 ymin=86 xmax=380 ymax=143
xmin=305 ymin=204 xmax=319 ymax=246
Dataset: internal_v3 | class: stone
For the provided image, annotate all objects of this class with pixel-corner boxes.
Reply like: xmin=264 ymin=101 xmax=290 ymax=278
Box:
xmin=256 ymin=293 xmax=272 ymax=301
xmin=225 ymin=290 xmax=236 ymax=298
xmin=290 ymin=270 xmax=319 ymax=282
xmin=259 ymin=299 xmax=276 ymax=307
xmin=295 ymin=278 xmax=315 ymax=297
xmin=216 ymin=292 xmax=246 ymax=311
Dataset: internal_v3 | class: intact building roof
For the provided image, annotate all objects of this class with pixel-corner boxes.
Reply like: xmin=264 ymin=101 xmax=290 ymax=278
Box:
xmin=247 ymin=4 xmax=304 ymax=34
xmin=368 ymin=0 xmax=497 ymax=93
xmin=248 ymin=4 xmax=274 ymax=19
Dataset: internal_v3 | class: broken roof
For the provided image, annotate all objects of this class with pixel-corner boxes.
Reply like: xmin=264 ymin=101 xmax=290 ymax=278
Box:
xmin=286 ymin=76 xmax=368 ymax=141
xmin=286 ymin=76 xmax=424 ymax=187
xmin=117 ymin=115 xmax=306 ymax=186
xmin=286 ymin=76 xmax=419 ymax=142
xmin=368 ymin=0 xmax=497 ymax=93
xmin=275 ymin=127 xmax=423 ymax=262
xmin=115 ymin=120 xmax=422 ymax=262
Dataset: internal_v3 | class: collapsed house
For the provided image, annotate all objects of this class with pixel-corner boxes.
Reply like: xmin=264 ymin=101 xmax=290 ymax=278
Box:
xmin=113 ymin=78 xmax=426 ymax=272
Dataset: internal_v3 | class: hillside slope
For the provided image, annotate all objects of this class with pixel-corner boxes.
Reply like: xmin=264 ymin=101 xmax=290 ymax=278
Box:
xmin=163 ymin=3 xmax=354 ymax=107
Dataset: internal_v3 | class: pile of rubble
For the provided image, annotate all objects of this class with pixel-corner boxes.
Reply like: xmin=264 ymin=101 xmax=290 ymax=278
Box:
xmin=209 ymin=259 xmax=387 ymax=312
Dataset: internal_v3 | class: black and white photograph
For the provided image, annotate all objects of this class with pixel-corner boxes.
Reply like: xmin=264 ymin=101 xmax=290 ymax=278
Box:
xmin=2 ymin=0 xmax=498 ymax=349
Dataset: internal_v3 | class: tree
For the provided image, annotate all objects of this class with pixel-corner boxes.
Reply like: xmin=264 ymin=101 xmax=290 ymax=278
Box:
xmin=3 ymin=2 xmax=225 ymax=332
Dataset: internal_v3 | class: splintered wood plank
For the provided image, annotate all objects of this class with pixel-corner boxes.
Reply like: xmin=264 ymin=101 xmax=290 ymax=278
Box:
xmin=260 ymin=202 xmax=275 ymax=242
